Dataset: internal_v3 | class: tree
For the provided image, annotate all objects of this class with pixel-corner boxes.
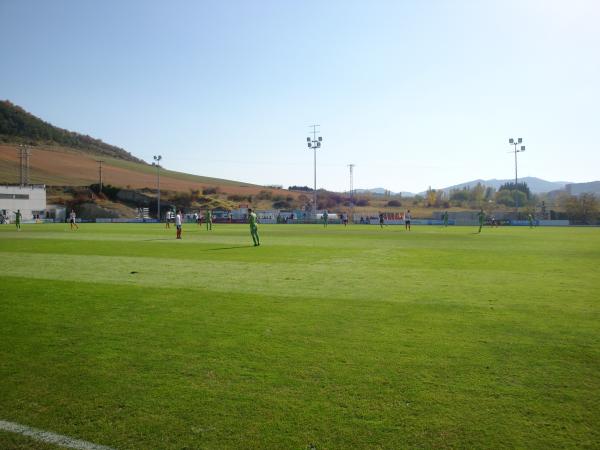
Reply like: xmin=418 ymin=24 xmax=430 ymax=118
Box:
xmin=450 ymin=189 xmax=469 ymax=204
xmin=564 ymin=193 xmax=599 ymax=224
xmin=484 ymin=186 xmax=496 ymax=201
xmin=426 ymin=188 xmax=437 ymax=207
xmin=469 ymin=183 xmax=486 ymax=205
xmin=498 ymin=182 xmax=531 ymax=199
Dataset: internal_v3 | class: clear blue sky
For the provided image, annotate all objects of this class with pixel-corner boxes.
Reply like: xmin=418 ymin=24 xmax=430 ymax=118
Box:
xmin=1 ymin=0 xmax=598 ymax=193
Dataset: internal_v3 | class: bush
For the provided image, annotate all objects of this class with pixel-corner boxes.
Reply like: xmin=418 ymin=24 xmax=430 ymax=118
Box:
xmin=227 ymin=194 xmax=251 ymax=202
xmin=202 ymin=186 xmax=220 ymax=195
xmin=257 ymin=190 xmax=273 ymax=200
xmin=273 ymin=200 xmax=292 ymax=209
xmin=386 ymin=200 xmax=402 ymax=207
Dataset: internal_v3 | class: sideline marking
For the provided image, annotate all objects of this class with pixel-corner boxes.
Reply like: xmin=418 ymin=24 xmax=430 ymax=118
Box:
xmin=0 ymin=420 xmax=115 ymax=450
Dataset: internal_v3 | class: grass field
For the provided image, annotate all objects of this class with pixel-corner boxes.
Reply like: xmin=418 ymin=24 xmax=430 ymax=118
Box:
xmin=1 ymin=223 xmax=599 ymax=449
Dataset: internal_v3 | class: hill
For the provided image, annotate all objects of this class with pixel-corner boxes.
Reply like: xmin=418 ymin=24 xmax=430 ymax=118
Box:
xmin=566 ymin=181 xmax=600 ymax=195
xmin=355 ymin=188 xmax=417 ymax=196
xmin=436 ymin=177 xmax=571 ymax=194
xmin=0 ymin=143 xmax=283 ymax=198
xmin=357 ymin=178 xmax=572 ymax=197
xmin=0 ymin=101 xmax=295 ymax=200
xmin=0 ymin=100 xmax=145 ymax=164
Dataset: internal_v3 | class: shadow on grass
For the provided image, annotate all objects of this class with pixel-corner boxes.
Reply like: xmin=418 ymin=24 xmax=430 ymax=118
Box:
xmin=205 ymin=245 xmax=255 ymax=251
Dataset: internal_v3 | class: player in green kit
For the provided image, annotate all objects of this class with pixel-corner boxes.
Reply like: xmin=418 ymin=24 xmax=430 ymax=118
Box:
xmin=322 ymin=210 xmax=328 ymax=228
xmin=528 ymin=213 xmax=534 ymax=228
xmin=248 ymin=208 xmax=260 ymax=246
xmin=443 ymin=211 xmax=449 ymax=227
xmin=205 ymin=208 xmax=212 ymax=230
xmin=14 ymin=209 xmax=22 ymax=231
xmin=477 ymin=208 xmax=485 ymax=233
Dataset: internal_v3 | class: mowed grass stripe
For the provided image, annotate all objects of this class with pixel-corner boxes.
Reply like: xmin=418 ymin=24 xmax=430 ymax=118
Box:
xmin=0 ymin=249 xmax=597 ymax=307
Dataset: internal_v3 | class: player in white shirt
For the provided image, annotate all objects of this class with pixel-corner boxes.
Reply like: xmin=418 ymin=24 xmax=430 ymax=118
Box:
xmin=69 ymin=210 xmax=79 ymax=231
xmin=175 ymin=211 xmax=182 ymax=239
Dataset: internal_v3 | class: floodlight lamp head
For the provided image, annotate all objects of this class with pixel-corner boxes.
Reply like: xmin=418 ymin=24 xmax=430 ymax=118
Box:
xmin=317 ymin=142 xmax=321 ymax=148
xmin=307 ymin=137 xmax=311 ymax=142
xmin=518 ymin=138 xmax=523 ymax=143
xmin=521 ymin=146 xmax=525 ymax=151
xmin=307 ymin=143 xmax=311 ymax=148
xmin=509 ymin=138 xmax=514 ymax=144
xmin=318 ymin=137 xmax=322 ymax=142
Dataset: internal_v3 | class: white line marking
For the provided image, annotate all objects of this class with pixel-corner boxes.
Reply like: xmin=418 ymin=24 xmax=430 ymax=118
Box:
xmin=0 ymin=419 xmax=115 ymax=450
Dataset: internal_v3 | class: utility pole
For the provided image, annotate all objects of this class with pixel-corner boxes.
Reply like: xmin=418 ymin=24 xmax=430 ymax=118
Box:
xmin=306 ymin=125 xmax=322 ymax=221
xmin=153 ymin=155 xmax=162 ymax=220
xmin=96 ymin=160 xmax=104 ymax=192
xmin=508 ymin=138 xmax=526 ymax=211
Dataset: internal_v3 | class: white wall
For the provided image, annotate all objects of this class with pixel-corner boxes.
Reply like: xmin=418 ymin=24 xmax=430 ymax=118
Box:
xmin=0 ymin=185 xmax=47 ymax=221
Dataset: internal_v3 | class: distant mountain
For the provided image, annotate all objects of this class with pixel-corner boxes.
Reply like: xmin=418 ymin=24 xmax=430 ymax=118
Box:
xmin=355 ymin=188 xmax=416 ymax=196
xmin=436 ymin=177 xmax=572 ymax=194
xmin=0 ymin=100 xmax=145 ymax=164
xmin=357 ymin=177 xmax=577 ymax=198
xmin=566 ymin=181 xmax=600 ymax=195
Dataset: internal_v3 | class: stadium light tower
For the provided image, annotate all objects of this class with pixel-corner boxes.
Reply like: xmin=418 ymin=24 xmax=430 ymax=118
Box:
xmin=152 ymin=155 xmax=162 ymax=220
xmin=508 ymin=138 xmax=526 ymax=210
xmin=306 ymin=125 xmax=323 ymax=220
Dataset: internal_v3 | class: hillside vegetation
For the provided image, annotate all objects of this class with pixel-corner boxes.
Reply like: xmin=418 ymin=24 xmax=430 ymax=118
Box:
xmin=0 ymin=100 xmax=144 ymax=164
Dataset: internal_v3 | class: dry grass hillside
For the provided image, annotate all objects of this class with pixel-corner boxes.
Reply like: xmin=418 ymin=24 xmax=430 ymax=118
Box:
xmin=0 ymin=144 xmax=296 ymax=199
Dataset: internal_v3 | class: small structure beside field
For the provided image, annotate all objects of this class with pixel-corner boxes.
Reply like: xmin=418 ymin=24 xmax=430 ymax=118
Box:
xmin=0 ymin=185 xmax=47 ymax=221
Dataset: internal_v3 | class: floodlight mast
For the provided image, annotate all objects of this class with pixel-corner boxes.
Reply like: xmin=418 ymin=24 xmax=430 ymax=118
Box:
xmin=153 ymin=155 xmax=162 ymax=220
xmin=507 ymin=138 xmax=526 ymax=210
xmin=306 ymin=125 xmax=323 ymax=221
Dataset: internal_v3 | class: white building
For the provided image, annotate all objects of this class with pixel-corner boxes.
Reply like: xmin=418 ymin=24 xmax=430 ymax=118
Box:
xmin=0 ymin=185 xmax=47 ymax=221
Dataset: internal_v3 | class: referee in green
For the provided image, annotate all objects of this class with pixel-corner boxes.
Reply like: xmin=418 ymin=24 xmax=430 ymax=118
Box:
xmin=248 ymin=208 xmax=260 ymax=246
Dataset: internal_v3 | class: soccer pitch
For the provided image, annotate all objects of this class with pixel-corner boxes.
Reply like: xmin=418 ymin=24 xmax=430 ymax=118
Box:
xmin=1 ymin=223 xmax=599 ymax=449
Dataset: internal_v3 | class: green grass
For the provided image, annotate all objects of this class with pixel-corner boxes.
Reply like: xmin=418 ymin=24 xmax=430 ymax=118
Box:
xmin=1 ymin=223 xmax=599 ymax=449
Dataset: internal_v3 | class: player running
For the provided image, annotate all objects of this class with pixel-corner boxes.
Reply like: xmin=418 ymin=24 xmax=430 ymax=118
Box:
xmin=69 ymin=209 xmax=79 ymax=231
xmin=477 ymin=208 xmax=485 ymax=233
xmin=205 ymin=208 xmax=212 ymax=230
xmin=379 ymin=212 xmax=385 ymax=228
xmin=248 ymin=208 xmax=260 ymax=246
xmin=405 ymin=210 xmax=412 ymax=231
